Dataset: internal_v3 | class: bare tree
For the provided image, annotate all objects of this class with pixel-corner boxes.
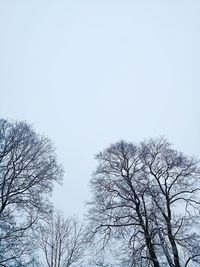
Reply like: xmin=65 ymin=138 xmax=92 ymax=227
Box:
xmin=0 ymin=119 xmax=63 ymax=266
xmin=88 ymin=138 xmax=200 ymax=267
xmin=38 ymin=211 xmax=87 ymax=267
xmin=140 ymin=137 xmax=200 ymax=267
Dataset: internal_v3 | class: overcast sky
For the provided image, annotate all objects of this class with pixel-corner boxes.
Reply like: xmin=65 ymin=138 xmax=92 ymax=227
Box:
xmin=0 ymin=0 xmax=200 ymax=217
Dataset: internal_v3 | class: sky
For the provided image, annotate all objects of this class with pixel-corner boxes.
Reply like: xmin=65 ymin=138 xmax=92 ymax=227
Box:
xmin=0 ymin=0 xmax=200 ymax=217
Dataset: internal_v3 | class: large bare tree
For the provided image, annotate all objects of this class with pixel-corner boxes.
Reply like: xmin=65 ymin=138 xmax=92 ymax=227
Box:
xmin=88 ymin=138 xmax=200 ymax=267
xmin=0 ymin=119 xmax=63 ymax=266
xmin=38 ymin=211 xmax=87 ymax=267
xmin=140 ymin=138 xmax=200 ymax=267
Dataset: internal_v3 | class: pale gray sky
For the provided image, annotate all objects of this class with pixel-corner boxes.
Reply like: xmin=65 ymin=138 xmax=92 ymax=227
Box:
xmin=0 ymin=0 xmax=200 ymax=216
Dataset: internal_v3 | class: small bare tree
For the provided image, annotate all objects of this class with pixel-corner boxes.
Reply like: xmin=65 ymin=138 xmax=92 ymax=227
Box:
xmin=38 ymin=211 xmax=87 ymax=267
xmin=0 ymin=119 xmax=63 ymax=266
xmin=88 ymin=138 xmax=200 ymax=267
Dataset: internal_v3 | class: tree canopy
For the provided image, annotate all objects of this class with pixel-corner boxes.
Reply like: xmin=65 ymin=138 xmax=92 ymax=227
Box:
xmin=1 ymin=119 xmax=200 ymax=267
xmin=0 ymin=119 xmax=63 ymax=266
xmin=88 ymin=138 xmax=200 ymax=267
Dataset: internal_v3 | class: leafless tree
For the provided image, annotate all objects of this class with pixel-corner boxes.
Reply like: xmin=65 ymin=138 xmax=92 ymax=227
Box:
xmin=0 ymin=119 xmax=63 ymax=266
xmin=88 ymin=138 xmax=200 ymax=267
xmin=38 ymin=211 xmax=87 ymax=267
xmin=140 ymin=138 xmax=200 ymax=267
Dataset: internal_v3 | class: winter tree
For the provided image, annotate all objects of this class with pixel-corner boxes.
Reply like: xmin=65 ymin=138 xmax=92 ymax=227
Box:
xmin=88 ymin=138 xmax=200 ymax=267
xmin=37 ymin=211 xmax=87 ymax=267
xmin=0 ymin=119 xmax=63 ymax=266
